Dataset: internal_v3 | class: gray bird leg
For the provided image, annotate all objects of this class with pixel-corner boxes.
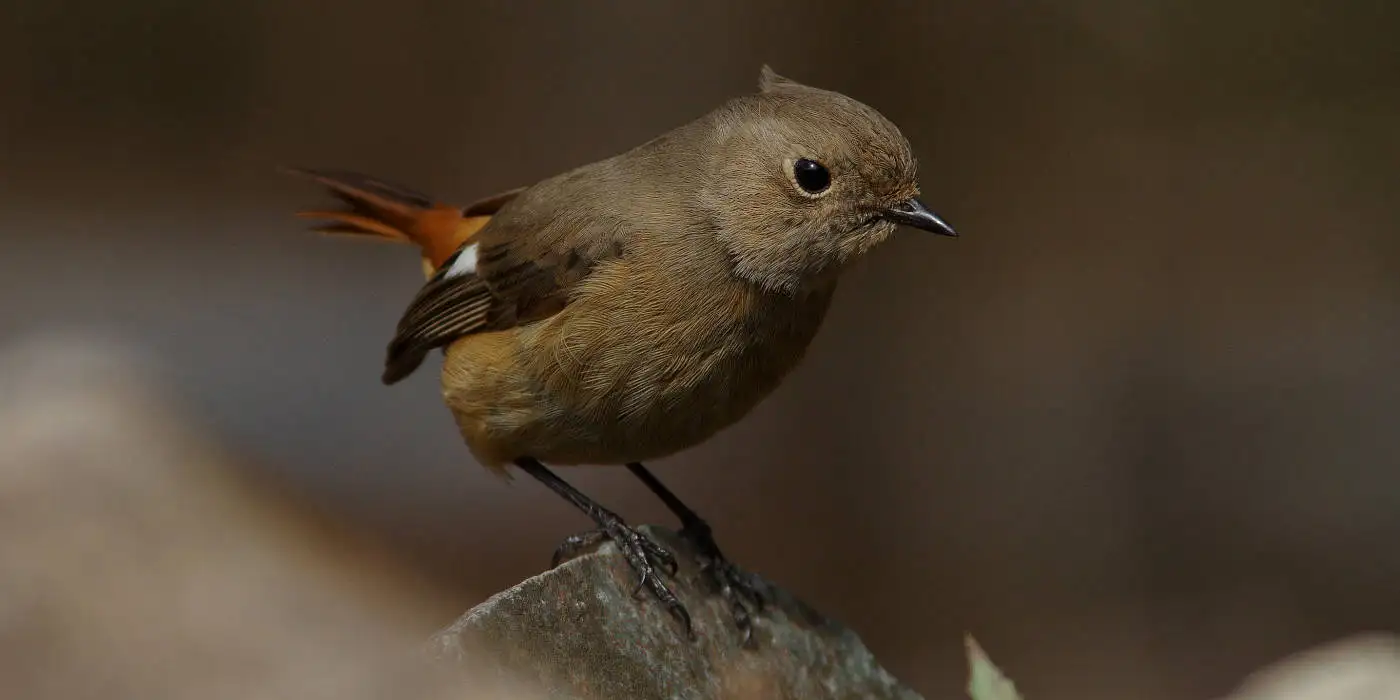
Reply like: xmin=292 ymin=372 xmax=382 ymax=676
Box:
xmin=513 ymin=457 xmax=692 ymax=637
xmin=625 ymin=462 xmax=767 ymax=647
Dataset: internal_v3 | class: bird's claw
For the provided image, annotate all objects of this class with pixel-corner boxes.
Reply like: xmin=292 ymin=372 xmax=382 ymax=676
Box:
xmin=552 ymin=521 xmax=691 ymax=637
xmin=553 ymin=527 xmax=679 ymax=577
xmin=551 ymin=529 xmax=608 ymax=569
xmin=681 ymin=521 xmax=767 ymax=647
xmin=699 ymin=552 xmax=767 ymax=647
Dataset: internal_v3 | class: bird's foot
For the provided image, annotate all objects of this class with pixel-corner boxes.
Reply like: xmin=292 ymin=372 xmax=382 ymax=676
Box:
xmin=551 ymin=521 xmax=691 ymax=637
xmin=551 ymin=528 xmax=609 ymax=568
xmin=681 ymin=520 xmax=767 ymax=647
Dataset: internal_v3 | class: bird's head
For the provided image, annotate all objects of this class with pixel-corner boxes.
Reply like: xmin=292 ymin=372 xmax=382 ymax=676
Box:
xmin=700 ymin=66 xmax=956 ymax=294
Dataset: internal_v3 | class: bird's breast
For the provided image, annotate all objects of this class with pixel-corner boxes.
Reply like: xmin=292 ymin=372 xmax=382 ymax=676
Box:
xmin=518 ymin=271 xmax=837 ymax=463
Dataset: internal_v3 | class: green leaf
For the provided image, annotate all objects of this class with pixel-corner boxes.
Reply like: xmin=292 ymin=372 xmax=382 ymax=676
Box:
xmin=966 ymin=635 xmax=1023 ymax=700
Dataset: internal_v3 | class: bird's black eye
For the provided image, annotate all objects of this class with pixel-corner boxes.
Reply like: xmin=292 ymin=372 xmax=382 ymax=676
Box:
xmin=792 ymin=158 xmax=830 ymax=194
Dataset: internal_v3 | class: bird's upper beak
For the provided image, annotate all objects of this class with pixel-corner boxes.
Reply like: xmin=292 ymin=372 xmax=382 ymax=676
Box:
xmin=882 ymin=198 xmax=957 ymax=237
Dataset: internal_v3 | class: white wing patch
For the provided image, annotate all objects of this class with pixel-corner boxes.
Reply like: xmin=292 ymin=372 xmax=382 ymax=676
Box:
xmin=443 ymin=243 xmax=479 ymax=278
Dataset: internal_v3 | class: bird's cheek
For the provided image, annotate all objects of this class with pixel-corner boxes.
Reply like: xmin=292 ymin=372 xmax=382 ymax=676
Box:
xmin=837 ymin=222 xmax=893 ymax=263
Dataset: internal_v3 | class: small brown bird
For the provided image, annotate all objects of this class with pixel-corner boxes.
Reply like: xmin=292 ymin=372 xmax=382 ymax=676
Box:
xmin=288 ymin=66 xmax=955 ymax=641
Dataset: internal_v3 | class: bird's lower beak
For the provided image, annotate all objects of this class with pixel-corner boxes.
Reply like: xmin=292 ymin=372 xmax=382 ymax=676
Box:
xmin=882 ymin=198 xmax=957 ymax=237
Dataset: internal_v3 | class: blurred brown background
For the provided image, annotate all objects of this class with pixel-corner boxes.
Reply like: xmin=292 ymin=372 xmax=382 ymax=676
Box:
xmin=2 ymin=1 xmax=1398 ymax=698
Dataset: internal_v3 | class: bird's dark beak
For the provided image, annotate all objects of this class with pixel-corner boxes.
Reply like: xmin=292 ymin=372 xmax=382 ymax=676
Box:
xmin=882 ymin=198 xmax=957 ymax=237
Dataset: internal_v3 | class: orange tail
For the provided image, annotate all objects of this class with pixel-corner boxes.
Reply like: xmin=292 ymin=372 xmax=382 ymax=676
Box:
xmin=283 ymin=167 xmax=520 ymax=279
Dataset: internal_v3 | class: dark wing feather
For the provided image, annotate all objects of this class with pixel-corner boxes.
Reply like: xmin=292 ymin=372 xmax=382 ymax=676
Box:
xmin=382 ymin=272 xmax=495 ymax=384
xmin=379 ymin=175 xmax=626 ymax=385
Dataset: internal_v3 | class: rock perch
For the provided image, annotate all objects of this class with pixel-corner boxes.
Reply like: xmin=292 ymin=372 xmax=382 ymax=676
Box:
xmin=429 ymin=526 xmax=924 ymax=700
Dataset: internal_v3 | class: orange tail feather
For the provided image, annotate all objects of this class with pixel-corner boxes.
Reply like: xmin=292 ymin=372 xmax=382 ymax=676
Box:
xmin=284 ymin=167 xmax=511 ymax=278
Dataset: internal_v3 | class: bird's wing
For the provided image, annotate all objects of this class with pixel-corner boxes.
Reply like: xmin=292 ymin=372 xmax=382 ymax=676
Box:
xmin=286 ymin=166 xmax=625 ymax=385
xmin=285 ymin=167 xmax=524 ymax=278
xmin=380 ymin=183 xmax=626 ymax=384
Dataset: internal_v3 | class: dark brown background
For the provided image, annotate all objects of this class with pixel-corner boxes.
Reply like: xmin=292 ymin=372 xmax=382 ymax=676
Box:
xmin=3 ymin=1 xmax=1398 ymax=698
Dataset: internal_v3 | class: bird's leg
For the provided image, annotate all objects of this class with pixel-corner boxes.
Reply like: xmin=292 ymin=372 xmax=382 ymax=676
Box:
xmin=626 ymin=462 xmax=766 ymax=645
xmin=513 ymin=458 xmax=691 ymax=636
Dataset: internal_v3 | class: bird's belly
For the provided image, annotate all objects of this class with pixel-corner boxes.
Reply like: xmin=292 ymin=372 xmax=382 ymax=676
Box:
xmin=532 ymin=330 xmax=798 ymax=465
xmin=443 ymin=286 xmax=834 ymax=470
